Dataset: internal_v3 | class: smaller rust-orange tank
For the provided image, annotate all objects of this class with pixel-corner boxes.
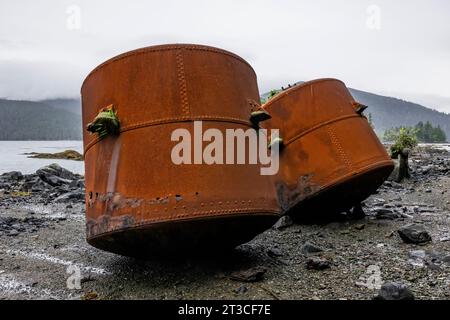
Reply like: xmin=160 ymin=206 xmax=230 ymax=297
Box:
xmin=261 ymin=79 xmax=394 ymax=219
xmin=81 ymin=44 xmax=281 ymax=257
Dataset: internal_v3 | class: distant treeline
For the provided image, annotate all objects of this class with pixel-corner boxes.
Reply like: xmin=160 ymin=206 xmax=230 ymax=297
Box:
xmin=0 ymin=99 xmax=82 ymax=140
xmin=383 ymin=121 xmax=447 ymax=143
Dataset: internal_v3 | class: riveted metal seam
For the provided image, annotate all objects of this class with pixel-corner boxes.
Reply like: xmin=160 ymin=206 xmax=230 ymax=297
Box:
xmin=176 ymin=49 xmax=190 ymax=116
xmin=326 ymin=125 xmax=353 ymax=170
xmin=84 ymin=116 xmax=255 ymax=154
xmin=282 ymin=113 xmax=361 ymax=147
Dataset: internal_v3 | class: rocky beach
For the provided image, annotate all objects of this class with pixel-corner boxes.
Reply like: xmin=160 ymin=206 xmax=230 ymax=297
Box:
xmin=0 ymin=145 xmax=449 ymax=300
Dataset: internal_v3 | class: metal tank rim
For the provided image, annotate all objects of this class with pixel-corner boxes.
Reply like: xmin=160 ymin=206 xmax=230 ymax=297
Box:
xmin=81 ymin=43 xmax=256 ymax=91
xmin=262 ymin=78 xmax=347 ymax=107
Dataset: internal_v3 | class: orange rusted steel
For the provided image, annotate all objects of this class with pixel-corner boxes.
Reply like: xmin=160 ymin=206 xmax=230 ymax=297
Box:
xmin=261 ymin=79 xmax=394 ymax=219
xmin=81 ymin=44 xmax=281 ymax=257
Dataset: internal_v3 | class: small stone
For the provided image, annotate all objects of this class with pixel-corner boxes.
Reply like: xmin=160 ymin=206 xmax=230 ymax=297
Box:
xmin=82 ymin=291 xmax=99 ymax=300
xmin=408 ymin=250 xmax=426 ymax=267
xmin=229 ymin=267 xmax=267 ymax=283
xmin=233 ymin=285 xmax=248 ymax=294
xmin=301 ymin=242 xmax=323 ymax=255
xmin=409 ymin=250 xmax=426 ymax=259
xmin=375 ymin=208 xmax=397 ymax=220
xmin=354 ymin=224 xmax=365 ymax=230
xmin=272 ymin=216 xmax=293 ymax=230
xmin=7 ymin=230 xmax=19 ymax=237
xmin=350 ymin=203 xmax=365 ymax=219
xmin=267 ymin=248 xmax=283 ymax=258
xmin=442 ymin=256 xmax=450 ymax=265
xmin=398 ymin=224 xmax=432 ymax=244
xmin=375 ymin=282 xmax=415 ymax=300
xmin=81 ymin=275 xmax=96 ymax=284
xmin=306 ymin=257 xmax=331 ymax=270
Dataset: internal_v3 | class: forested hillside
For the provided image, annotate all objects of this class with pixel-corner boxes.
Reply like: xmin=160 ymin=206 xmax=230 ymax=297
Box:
xmin=0 ymin=99 xmax=82 ymax=140
xmin=261 ymin=83 xmax=450 ymax=141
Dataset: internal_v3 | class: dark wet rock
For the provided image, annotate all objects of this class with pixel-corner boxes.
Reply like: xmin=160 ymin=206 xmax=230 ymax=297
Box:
xmin=273 ymin=216 xmax=293 ymax=230
xmin=233 ymin=285 xmax=248 ymax=294
xmin=354 ymin=223 xmax=365 ymax=230
xmin=54 ymin=190 xmax=85 ymax=203
xmin=383 ymin=181 xmax=392 ymax=188
xmin=69 ymin=179 xmax=85 ymax=189
xmin=306 ymin=257 xmax=331 ymax=270
xmin=20 ymin=176 xmax=48 ymax=192
xmin=408 ymin=250 xmax=426 ymax=267
xmin=40 ymin=175 xmax=71 ymax=187
xmin=375 ymin=208 xmax=398 ymax=220
xmin=37 ymin=163 xmax=77 ymax=179
xmin=0 ymin=216 xmax=49 ymax=236
xmin=301 ymin=242 xmax=323 ymax=255
xmin=80 ymin=275 xmax=96 ymax=284
xmin=36 ymin=163 xmax=77 ymax=186
xmin=350 ymin=203 xmax=365 ymax=219
xmin=7 ymin=230 xmax=19 ymax=237
xmin=267 ymin=248 xmax=284 ymax=258
xmin=1 ymin=171 xmax=23 ymax=181
xmin=375 ymin=282 xmax=415 ymax=300
xmin=398 ymin=224 xmax=432 ymax=244
xmin=442 ymin=255 xmax=450 ymax=265
xmin=372 ymin=198 xmax=386 ymax=205
xmin=229 ymin=266 xmax=267 ymax=282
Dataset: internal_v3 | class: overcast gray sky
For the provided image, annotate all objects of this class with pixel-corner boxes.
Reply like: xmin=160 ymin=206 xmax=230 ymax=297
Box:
xmin=1 ymin=0 xmax=449 ymax=113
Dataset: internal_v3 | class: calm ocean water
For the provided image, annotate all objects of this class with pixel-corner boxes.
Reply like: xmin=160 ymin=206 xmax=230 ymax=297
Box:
xmin=0 ymin=141 xmax=448 ymax=176
xmin=0 ymin=141 xmax=84 ymax=175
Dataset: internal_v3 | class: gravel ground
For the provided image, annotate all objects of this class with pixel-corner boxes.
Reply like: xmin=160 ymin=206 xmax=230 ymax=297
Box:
xmin=0 ymin=146 xmax=449 ymax=300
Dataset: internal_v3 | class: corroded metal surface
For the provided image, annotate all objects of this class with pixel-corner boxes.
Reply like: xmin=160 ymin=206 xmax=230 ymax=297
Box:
xmin=81 ymin=44 xmax=280 ymax=256
xmin=261 ymin=79 xmax=394 ymax=219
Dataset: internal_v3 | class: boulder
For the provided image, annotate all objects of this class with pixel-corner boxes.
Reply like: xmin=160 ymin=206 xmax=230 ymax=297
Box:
xmin=36 ymin=163 xmax=76 ymax=186
xmin=1 ymin=171 xmax=23 ymax=181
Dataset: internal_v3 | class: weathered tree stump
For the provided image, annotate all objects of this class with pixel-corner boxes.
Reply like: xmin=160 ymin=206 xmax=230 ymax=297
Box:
xmin=397 ymin=148 xmax=411 ymax=181
xmin=388 ymin=148 xmax=411 ymax=183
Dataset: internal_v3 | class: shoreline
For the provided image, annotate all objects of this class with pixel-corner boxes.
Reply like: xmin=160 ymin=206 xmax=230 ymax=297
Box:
xmin=0 ymin=145 xmax=449 ymax=300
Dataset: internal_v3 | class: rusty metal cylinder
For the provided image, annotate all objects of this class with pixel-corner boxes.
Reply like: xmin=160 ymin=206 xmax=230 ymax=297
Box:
xmin=81 ymin=44 xmax=280 ymax=257
xmin=262 ymin=79 xmax=394 ymax=219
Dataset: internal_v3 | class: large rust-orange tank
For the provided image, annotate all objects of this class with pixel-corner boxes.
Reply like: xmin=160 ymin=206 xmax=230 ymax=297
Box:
xmin=261 ymin=79 xmax=394 ymax=220
xmin=81 ymin=44 xmax=280 ymax=257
